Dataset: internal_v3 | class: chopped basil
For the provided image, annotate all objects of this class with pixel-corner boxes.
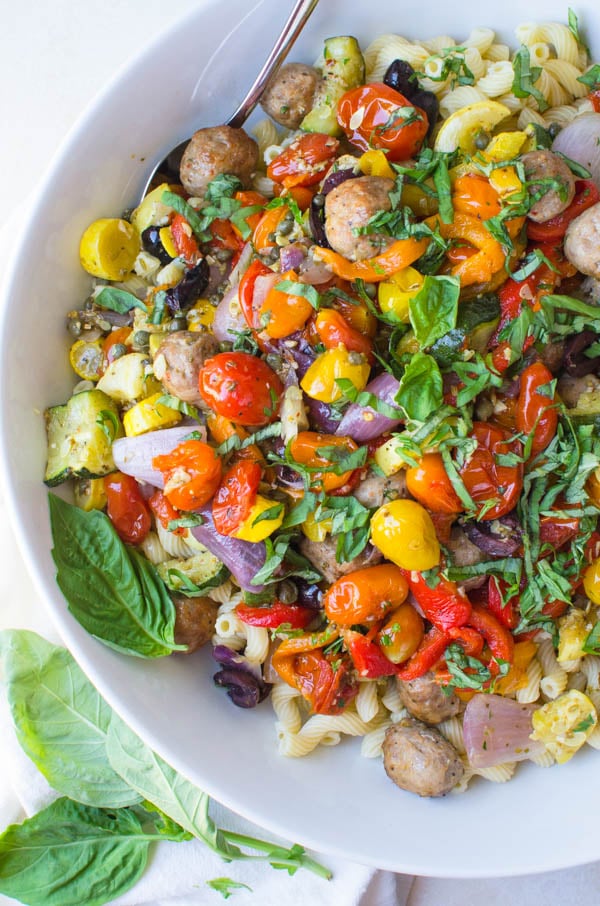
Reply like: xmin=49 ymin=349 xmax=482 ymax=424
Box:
xmin=167 ymin=514 xmax=205 ymax=531
xmin=150 ymin=290 xmax=167 ymax=325
xmin=334 ymin=377 xmax=404 ymax=419
xmin=578 ymin=63 xmax=600 ymax=90
xmin=512 ymin=45 xmax=549 ymax=112
xmin=274 ymin=280 xmax=321 ymax=309
xmin=95 ymin=409 xmax=120 ymax=442
xmin=409 ymin=275 xmax=460 ymax=348
xmin=395 ymin=352 xmax=443 ymax=422
xmin=155 ymin=394 xmax=203 ymax=422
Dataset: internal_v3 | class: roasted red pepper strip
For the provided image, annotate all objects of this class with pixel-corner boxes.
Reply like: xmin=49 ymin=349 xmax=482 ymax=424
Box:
xmin=404 ymin=571 xmax=472 ymax=631
xmin=345 ymin=630 xmax=398 ymax=679
xmin=468 ymin=604 xmax=515 ymax=671
xmin=526 ymin=179 xmax=600 ymax=242
xmin=395 ymin=626 xmax=451 ymax=681
xmin=170 ymin=213 xmax=200 ymax=264
xmin=238 ymin=259 xmax=274 ymax=332
xmin=236 ymin=602 xmax=314 ymax=629
xmin=447 ymin=626 xmax=485 ymax=658
xmin=516 ymin=361 xmax=558 ymax=460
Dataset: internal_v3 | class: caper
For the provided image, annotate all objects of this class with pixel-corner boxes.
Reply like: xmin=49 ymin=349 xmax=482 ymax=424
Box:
xmin=277 ymin=580 xmax=298 ymax=604
xmin=548 ymin=122 xmax=561 ymax=140
xmin=169 ymin=317 xmax=188 ymax=332
xmin=132 ymin=329 xmax=150 ymax=350
xmin=474 ymin=131 xmax=491 ymax=150
xmin=313 ymin=193 xmax=326 ymax=209
xmin=277 ymin=213 xmax=295 ymax=236
xmin=110 ymin=343 xmax=128 ymax=360
xmin=67 ymin=318 xmax=82 ymax=338
xmin=261 ymin=247 xmax=280 ymax=264
xmin=214 ymin=248 xmax=233 ymax=262
xmin=265 ymin=353 xmax=283 ymax=371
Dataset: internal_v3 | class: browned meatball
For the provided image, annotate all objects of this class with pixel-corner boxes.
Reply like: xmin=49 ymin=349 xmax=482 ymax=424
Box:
xmin=298 ymin=535 xmax=382 ymax=583
xmin=382 ymin=719 xmax=464 ymax=797
xmin=353 ymin=470 xmax=409 ymax=509
xmin=153 ymin=331 xmax=219 ymax=405
xmin=325 ymin=176 xmax=396 ymax=261
xmin=521 ymin=150 xmax=576 ymax=223
xmin=173 ymin=595 xmax=219 ymax=653
xmin=180 ymin=125 xmax=259 ymax=198
xmin=260 ymin=62 xmax=321 ymax=129
xmin=397 ymin=672 xmax=461 ymax=724
xmin=564 ymin=202 xmax=600 ymax=278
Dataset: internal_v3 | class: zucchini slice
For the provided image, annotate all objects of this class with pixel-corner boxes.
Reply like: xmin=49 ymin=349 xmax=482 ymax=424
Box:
xmin=301 ymin=36 xmax=365 ymax=136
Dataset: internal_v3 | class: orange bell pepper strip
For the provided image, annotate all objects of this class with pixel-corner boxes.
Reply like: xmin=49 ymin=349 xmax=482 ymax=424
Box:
xmin=451 ymin=174 xmax=502 ymax=221
xmin=271 ymin=628 xmax=339 ymax=689
xmin=252 ymin=205 xmax=290 ymax=251
xmin=313 ymin=237 xmax=429 ymax=283
xmin=206 ymin=413 xmax=264 ymax=464
xmin=427 ymin=212 xmax=506 ymax=286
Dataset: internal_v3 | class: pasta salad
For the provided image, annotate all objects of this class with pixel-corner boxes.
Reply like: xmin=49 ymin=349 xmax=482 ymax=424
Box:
xmin=46 ymin=15 xmax=600 ymax=797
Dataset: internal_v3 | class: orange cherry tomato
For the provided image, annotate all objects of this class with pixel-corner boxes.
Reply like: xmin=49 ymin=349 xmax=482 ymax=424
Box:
xmin=288 ymin=431 xmax=358 ymax=493
xmin=334 ymin=292 xmax=378 ymax=337
xmin=337 ymin=83 xmax=428 ymax=161
xmin=104 ymin=472 xmax=151 ymax=545
xmin=323 ymin=563 xmax=409 ymax=626
xmin=153 ymin=440 xmax=222 ymax=511
xmin=212 ymin=460 xmax=262 ymax=535
xmin=459 ymin=422 xmax=523 ymax=521
xmin=376 ymin=602 xmax=425 ymax=664
xmin=170 ymin=213 xmax=200 ymax=263
xmin=405 ymin=453 xmax=464 ymax=514
xmin=198 ymin=352 xmax=284 ymax=426
xmin=259 ymin=269 xmax=314 ymax=339
xmin=267 ymin=133 xmax=340 ymax=188
xmin=515 ymin=361 xmax=558 ymax=460
xmin=314 ymin=309 xmax=374 ymax=361
xmin=291 ymin=650 xmax=357 ymax=714
xmin=452 ymin=174 xmax=501 ymax=221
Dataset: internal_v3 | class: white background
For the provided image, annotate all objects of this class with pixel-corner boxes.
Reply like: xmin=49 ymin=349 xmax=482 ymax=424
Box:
xmin=2 ymin=2 xmax=600 ymax=904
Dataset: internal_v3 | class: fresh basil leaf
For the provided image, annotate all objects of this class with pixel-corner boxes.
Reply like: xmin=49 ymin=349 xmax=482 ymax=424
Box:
xmin=0 ymin=630 xmax=140 ymax=809
xmin=230 ymin=204 xmax=265 ymax=240
xmin=106 ymin=716 xmax=238 ymax=858
xmin=265 ymin=194 xmax=303 ymax=224
xmin=334 ymin=377 xmax=404 ymax=419
xmin=275 ymin=279 xmax=321 ymax=309
xmin=155 ymin=394 xmax=203 ymax=421
xmin=512 ymin=45 xmax=549 ymax=112
xmin=161 ymin=191 xmax=206 ymax=241
xmin=207 ymin=878 xmax=253 ymax=899
xmin=0 ymin=798 xmax=150 ymax=906
xmin=49 ymin=495 xmax=184 ymax=658
xmin=95 ymin=287 xmax=147 ymax=314
xmin=150 ymin=290 xmax=167 ymax=324
xmin=252 ymin=503 xmax=284 ymax=526
xmin=578 ymin=63 xmax=600 ymax=90
xmin=395 ymin=352 xmax=443 ymax=422
xmin=409 ymin=275 xmax=460 ymax=348
xmin=553 ymin=151 xmax=592 ymax=180
xmin=432 ymin=157 xmax=453 ymax=223
xmin=585 ymin=621 xmax=600 ymax=655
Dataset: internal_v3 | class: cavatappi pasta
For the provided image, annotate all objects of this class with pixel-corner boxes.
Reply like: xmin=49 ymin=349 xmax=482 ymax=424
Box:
xmin=45 ymin=15 xmax=600 ymax=798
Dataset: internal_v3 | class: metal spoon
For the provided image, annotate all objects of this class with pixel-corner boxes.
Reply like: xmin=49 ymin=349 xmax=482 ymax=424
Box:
xmin=141 ymin=0 xmax=321 ymax=195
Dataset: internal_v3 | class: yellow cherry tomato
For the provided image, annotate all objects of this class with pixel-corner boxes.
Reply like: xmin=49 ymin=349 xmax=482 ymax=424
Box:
xmin=583 ymin=557 xmax=600 ymax=605
xmin=370 ymin=498 xmax=441 ymax=571
xmin=79 ymin=218 xmax=140 ymax=280
xmin=234 ymin=494 xmax=284 ymax=542
xmin=300 ymin=346 xmax=370 ymax=404
xmin=376 ymin=602 xmax=424 ymax=664
xmin=378 ymin=266 xmax=424 ymax=322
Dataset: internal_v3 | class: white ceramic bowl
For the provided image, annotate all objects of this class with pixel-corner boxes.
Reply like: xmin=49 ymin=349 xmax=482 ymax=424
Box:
xmin=2 ymin=0 xmax=599 ymax=878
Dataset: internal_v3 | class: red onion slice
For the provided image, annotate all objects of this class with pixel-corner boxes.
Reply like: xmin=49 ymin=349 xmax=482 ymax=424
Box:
xmin=113 ymin=426 xmax=206 ymax=487
xmin=190 ymin=505 xmax=267 ymax=593
xmin=552 ymin=113 xmax=600 ymax=190
xmin=280 ymin=243 xmax=306 ymax=272
xmin=336 ymin=372 xmax=403 ymax=441
xmin=463 ymin=694 xmax=545 ymax=769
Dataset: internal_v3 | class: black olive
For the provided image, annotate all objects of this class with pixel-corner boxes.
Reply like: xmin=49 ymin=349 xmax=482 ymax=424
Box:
xmin=410 ymin=89 xmax=440 ymax=137
xmin=383 ymin=59 xmax=418 ymax=96
xmin=141 ymin=226 xmax=173 ymax=265
xmin=165 ymin=258 xmax=209 ymax=314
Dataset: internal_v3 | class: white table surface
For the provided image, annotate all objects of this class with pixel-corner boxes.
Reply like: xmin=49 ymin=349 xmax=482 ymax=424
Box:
xmin=3 ymin=3 xmax=600 ymax=904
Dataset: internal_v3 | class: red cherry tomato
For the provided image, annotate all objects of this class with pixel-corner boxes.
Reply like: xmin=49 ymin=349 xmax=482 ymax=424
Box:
xmin=487 ymin=576 xmax=520 ymax=630
xmin=516 ymin=362 xmax=558 ymax=461
xmin=337 ymin=83 xmax=428 ymax=162
xmin=153 ymin=440 xmax=222 ymax=511
xmin=198 ymin=352 xmax=284 ymax=426
xmin=313 ymin=309 xmax=374 ymax=362
xmin=212 ymin=460 xmax=262 ymax=535
xmin=459 ymin=422 xmax=523 ymax=521
xmin=267 ymin=133 xmax=340 ymax=188
xmin=147 ymin=489 xmax=187 ymax=536
xmin=104 ymin=472 xmax=151 ymax=545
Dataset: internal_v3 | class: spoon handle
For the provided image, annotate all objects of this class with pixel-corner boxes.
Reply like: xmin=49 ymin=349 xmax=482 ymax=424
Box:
xmin=226 ymin=0 xmax=321 ymax=129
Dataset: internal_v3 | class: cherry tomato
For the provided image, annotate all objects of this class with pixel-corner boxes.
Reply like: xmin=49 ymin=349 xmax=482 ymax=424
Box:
xmin=259 ymin=269 xmax=314 ymax=339
xmin=148 ymin=489 xmax=187 ymax=536
xmin=238 ymin=259 xmax=274 ymax=335
xmin=288 ymin=431 xmax=359 ymax=493
xmin=322 ymin=563 xmax=409 ymax=626
xmin=516 ymin=362 xmax=558 ymax=460
xmin=459 ymin=422 xmax=523 ymax=521
xmin=104 ymin=472 xmax=151 ymax=545
xmin=292 ymin=650 xmax=357 ymax=714
xmin=209 ymin=218 xmax=245 ymax=256
xmin=212 ymin=460 xmax=262 ymax=535
xmin=376 ymin=602 xmax=425 ymax=664
xmin=267 ymin=133 xmax=339 ymax=188
xmin=314 ymin=309 xmax=374 ymax=361
xmin=345 ymin=631 xmax=399 ymax=678
xmin=395 ymin=626 xmax=451 ymax=681
xmin=539 ymin=513 xmax=580 ymax=549
xmin=337 ymin=83 xmax=428 ymax=162
xmin=405 ymin=452 xmax=464 ymax=514
xmin=231 ymin=190 xmax=267 ymax=238
xmin=153 ymin=440 xmax=222 ymax=511
xmin=198 ymin=352 xmax=283 ymax=426
xmin=468 ymin=604 xmax=514 ymax=672
xmin=170 ymin=213 xmax=199 ymax=264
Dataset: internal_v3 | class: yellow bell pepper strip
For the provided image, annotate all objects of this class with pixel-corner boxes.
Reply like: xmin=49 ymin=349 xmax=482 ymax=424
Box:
xmin=313 ymin=236 xmax=429 ymax=283
xmin=233 ymin=494 xmax=284 ymax=542
xmin=358 ymin=149 xmax=396 ymax=180
xmin=426 ymin=212 xmax=506 ymax=286
xmin=378 ymin=266 xmax=424 ymax=322
xmin=123 ymin=392 xmax=182 ymax=437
